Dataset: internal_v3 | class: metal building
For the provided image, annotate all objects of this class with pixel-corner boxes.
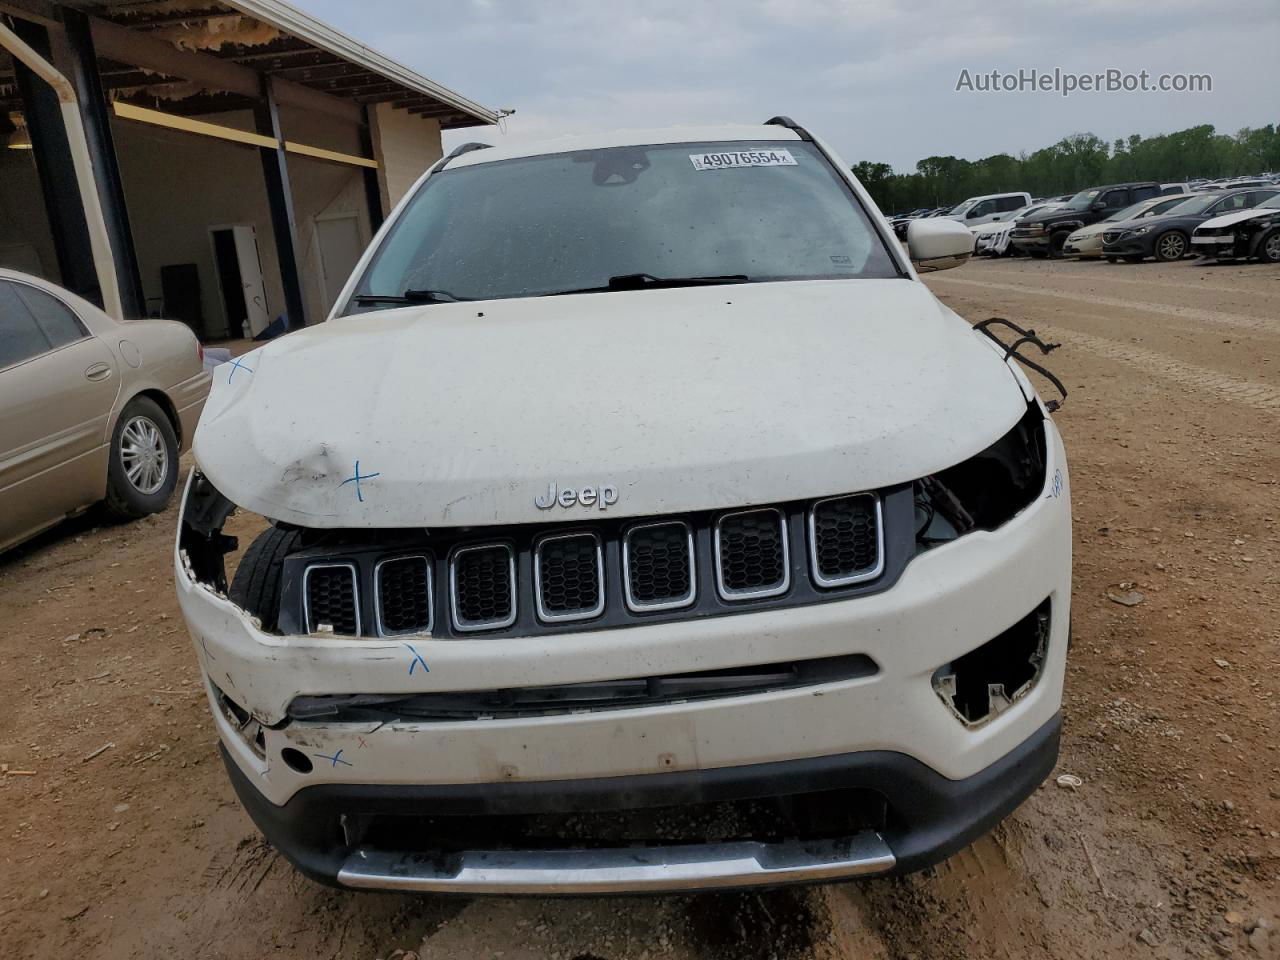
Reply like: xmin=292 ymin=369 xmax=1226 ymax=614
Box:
xmin=0 ymin=0 xmax=499 ymax=338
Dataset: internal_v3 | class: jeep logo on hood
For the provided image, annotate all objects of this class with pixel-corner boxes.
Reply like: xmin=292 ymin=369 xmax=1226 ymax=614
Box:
xmin=535 ymin=481 xmax=619 ymax=511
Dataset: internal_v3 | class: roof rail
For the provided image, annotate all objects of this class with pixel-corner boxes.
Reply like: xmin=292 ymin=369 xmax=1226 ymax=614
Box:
xmin=763 ymin=116 xmax=812 ymax=141
xmin=440 ymin=141 xmax=492 ymax=168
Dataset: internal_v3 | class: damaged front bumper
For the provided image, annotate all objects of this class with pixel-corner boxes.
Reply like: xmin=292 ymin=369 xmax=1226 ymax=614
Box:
xmin=175 ymin=421 xmax=1071 ymax=893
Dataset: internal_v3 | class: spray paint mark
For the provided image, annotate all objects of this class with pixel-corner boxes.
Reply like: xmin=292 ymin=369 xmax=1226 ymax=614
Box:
xmin=314 ymin=749 xmax=353 ymax=768
xmin=227 ymin=357 xmax=253 ymax=383
xmin=405 ymin=643 xmax=429 ymax=675
xmin=339 ymin=460 xmax=381 ymax=502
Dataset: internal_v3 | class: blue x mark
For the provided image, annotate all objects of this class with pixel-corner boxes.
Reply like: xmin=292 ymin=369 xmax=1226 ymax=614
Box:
xmin=405 ymin=643 xmax=430 ymax=676
xmin=314 ymin=749 xmax=353 ymax=768
xmin=339 ymin=459 xmax=381 ymax=502
xmin=227 ymin=356 xmax=253 ymax=383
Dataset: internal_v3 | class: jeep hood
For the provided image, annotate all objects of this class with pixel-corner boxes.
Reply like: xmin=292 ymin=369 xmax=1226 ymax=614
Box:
xmin=194 ymin=280 xmax=1029 ymax=527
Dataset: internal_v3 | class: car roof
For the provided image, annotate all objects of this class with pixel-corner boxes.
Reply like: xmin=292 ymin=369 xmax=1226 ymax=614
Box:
xmin=448 ymin=124 xmax=804 ymax=168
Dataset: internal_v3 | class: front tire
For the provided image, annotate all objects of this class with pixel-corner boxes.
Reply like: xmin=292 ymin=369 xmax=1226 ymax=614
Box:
xmin=103 ymin=396 xmax=178 ymax=519
xmin=1259 ymin=230 xmax=1280 ymax=263
xmin=1049 ymin=231 xmax=1071 ymax=257
xmin=228 ymin=526 xmax=302 ymax=632
xmin=1153 ymin=231 xmax=1188 ymax=262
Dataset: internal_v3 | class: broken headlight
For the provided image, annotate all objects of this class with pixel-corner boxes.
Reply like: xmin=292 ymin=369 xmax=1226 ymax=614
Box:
xmin=914 ymin=402 xmax=1047 ymax=550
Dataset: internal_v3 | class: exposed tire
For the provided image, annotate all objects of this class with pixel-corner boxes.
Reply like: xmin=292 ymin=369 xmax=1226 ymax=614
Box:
xmin=1259 ymin=230 xmax=1280 ymax=263
xmin=103 ymin=396 xmax=179 ymax=520
xmin=1153 ymin=230 xmax=1188 ymax=262
xmin=1049 ymin=230 xmax=1071 ymax=257
xmin=229 ymin=526 xmax=302 ymax=632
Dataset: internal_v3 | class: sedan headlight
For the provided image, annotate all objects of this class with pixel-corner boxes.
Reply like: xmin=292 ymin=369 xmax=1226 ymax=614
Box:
xmin=1131 ymin=226 xmax=1151 ymax=237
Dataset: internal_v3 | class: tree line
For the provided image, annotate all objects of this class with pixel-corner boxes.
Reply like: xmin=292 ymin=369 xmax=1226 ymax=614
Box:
xmin=852 ymin=123 xmax=1280 ymax=214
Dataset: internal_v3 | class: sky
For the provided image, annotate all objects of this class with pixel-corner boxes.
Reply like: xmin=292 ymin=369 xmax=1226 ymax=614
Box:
xmin=299 ymin=0 xmax=1279 ymax=172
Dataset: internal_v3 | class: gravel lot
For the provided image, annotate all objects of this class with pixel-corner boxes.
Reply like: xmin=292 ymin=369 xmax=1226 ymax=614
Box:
xmin=2 ymin=256 xmax=1278 ymax=959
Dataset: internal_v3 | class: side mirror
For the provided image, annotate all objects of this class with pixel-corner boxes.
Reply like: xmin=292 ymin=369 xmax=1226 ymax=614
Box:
xmin=906 ymin=217 xmax=973 ymax=273
xmin=1091 ymin=201 xmax=1106 ymax=211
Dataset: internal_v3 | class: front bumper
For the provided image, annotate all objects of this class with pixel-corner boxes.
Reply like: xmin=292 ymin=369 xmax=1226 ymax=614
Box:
xmin=1062 ymin=235 xmax=1103 ymax=257
xmin=1191 ymin=235 xmax=1241 ymax=257
xmin=178 ymin=421 xmax=1071 ymax=892
xmin=222 ymin=712 xmax=1060 ymax=892
xmin=1101 ymin=237 xmax=1152 ymax=257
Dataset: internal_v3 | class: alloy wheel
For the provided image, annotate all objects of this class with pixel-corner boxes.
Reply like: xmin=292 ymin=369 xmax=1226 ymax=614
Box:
xmin=1158 ymin=233 xmax=1186 ymax=260
xmin=120 ymin=415 xmax=169 ymax=495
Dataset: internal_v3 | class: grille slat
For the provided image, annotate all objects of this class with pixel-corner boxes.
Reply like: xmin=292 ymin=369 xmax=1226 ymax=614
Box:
xmin=375 ymin=555 xmax=432 ymax=635
xmin=450 ymin=544 xmax=517 ymax=632
xmin=808 ymin=494 xmax=883 ymax=588
xmin=534 ymin=532 xmax=604 ymax=622
xmin=714 ymin=508 xmax=790 ymax=600
xmin=304 ymin=564 xmax=360 ymax=635
xmin=624 ymin=521 xmax=695 ymax=612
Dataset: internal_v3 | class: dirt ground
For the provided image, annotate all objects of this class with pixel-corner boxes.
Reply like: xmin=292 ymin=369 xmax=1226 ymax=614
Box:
xmin=2 ymin=255 xmax=1278 ymax=959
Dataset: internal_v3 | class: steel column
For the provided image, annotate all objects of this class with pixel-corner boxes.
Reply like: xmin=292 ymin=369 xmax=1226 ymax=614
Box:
xmin=62 ymin=7 xmax=144 ymax=318
xmin=7 ymin=14 xmax=100 ymax=304
xmin=254 ymin=75 xmax=307 ymax=330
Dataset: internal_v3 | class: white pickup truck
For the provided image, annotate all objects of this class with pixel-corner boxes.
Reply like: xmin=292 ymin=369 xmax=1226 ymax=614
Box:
xmin=175 ymin=118 xmax=1072 ymax=895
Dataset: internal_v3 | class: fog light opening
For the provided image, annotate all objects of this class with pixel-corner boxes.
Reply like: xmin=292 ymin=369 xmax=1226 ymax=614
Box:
xmin=281 ymin=747 xmax=313 ymax=774
xmin=933 ymin=600 xmax=1050 ymax=726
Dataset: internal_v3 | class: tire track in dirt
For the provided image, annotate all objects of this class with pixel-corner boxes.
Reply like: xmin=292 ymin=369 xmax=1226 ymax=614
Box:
xmin=932 ymin=275 xmax=1280 ymax=333
xmin=972 ymin=264 xmax=1270 ymax=299
xmin=1022 ymin=319 xmax=1280 ymax=411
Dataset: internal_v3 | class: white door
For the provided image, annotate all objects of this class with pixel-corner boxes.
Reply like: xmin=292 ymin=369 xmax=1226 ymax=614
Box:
xmin=314 ymin=214 xmax=366 ymax=315
xmin=231 ymin=225 xmax=271 ymax=336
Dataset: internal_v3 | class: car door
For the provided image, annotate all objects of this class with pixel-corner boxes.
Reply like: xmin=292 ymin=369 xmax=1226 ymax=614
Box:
xmin=1098 ymin=188 xmax=1130 ymax=217
xmin=0 ymin=279 xmax=120 ymax=550
xmin=965 ymin=199 xmax=999 ymax=225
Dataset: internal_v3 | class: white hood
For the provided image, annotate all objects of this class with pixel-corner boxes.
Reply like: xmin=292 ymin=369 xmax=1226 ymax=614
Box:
xmin=1198 ymin=208 xmax=1274 ymax=231
xmin=194 ymin=280 xmax=1028 ymax=528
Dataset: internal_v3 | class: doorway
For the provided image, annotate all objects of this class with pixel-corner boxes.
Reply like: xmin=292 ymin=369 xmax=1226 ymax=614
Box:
xmin=209 ymin=224 xmax=270 ymax=338
xmin=314 ymin=212 xmax=366 ymax=314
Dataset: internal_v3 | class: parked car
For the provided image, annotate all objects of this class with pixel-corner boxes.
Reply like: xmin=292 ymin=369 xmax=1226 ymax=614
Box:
xmin=943 ymin=192 xmax=1032 ymax=227
xmin=892 ymin=207 xmax=947 ymax=239
xmin=1101 ymin=187 xmax=1280 ymax=262
xmin=0 ymin=269 xmax=210 ymax=553
xmin=1190 ymin=193 xmax=1280 ymax=262
xmin=176 ymin=121 xmax=1071 ymax=895
xmin=1061 ymin=194 xmax=1191 ymax=258
xmin=1159 ymin=182 xmax=1192 ymax=196
xmin=1010 ymin=182 xmax=1162 ymax=257
xmin=972 ymin=202 xmax=1061 ymax=256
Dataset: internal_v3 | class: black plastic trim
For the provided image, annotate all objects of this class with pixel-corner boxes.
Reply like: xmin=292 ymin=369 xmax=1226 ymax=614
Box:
xmin=221 ymin=713 xmax=1061 ymax=889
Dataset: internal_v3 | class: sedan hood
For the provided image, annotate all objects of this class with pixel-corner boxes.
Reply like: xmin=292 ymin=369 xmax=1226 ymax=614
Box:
xmin=1198 ymin=208 xmax=1274 ymax=230
xmin=194 ymin=280 xmax=1028 ymax=527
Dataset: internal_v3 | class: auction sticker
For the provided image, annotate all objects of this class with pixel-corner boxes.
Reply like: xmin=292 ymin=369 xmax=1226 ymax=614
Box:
xmin=690 ymin=149 xmax=797 ymax=171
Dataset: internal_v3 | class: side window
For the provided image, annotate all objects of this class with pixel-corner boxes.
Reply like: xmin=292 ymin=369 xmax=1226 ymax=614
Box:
xmin=997 ymin=196 xmax=1023 ymax=212
xmin=13 ymin=283 xmax=87 ymax=350
xmin=1213 ymin=194 xmax=1248 ymax=215
xmin=1132 ymin=185 xmax=1159 ymax=201
xmin=968 ymin=200 xmax=995 ymax=217
xmin=1248 ymin=190 xmax=1278 ymax=207
xmin=1101 ymin=189 xmax=1129 ymax=208
xmin=0 ymin=281 xmax=53 ymax=369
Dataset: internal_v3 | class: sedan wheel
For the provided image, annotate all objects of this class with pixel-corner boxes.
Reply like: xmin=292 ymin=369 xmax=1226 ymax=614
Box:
xmin=1155 ymin=231 xmax=1187 ymax=261
xmin=120 ymin=415 xmax=169 ymax=495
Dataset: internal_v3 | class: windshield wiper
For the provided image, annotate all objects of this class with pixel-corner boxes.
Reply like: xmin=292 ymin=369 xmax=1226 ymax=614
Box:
xmin=553 ymin=273 xmax=751 ymax=296
xmin=353 ymin=288 xmax=469 ymax=305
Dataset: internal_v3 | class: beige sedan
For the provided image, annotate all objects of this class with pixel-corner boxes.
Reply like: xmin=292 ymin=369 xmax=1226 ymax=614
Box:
xmin=0 ymin=269 xmax=211 ymax=553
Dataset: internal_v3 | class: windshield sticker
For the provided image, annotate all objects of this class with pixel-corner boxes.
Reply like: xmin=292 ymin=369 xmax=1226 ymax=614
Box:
xmin=690 ymin=149 xmax=797 ymax=171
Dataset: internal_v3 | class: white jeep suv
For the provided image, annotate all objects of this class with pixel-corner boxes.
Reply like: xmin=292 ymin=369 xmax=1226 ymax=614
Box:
xmin=175 ymin=118 xmax=1071 ymax=895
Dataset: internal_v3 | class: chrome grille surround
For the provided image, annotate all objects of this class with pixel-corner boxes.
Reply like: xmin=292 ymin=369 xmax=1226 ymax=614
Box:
xmin=449 ymin=542 xmax=517 ymax=633
xmin=713 ymin=507 xmax=791 ymax=601
xmin=622 ymin=520 xmax=697 ymax=613
xmin=303 ymin=562 xmax=361 ymax=635
xmin=374 ymin=554 xmax=433 ymax=636
xmin=533 ymin=530 xmax=606 ymax=623
xmin=807 ymin=494 xmax=885 ymax=588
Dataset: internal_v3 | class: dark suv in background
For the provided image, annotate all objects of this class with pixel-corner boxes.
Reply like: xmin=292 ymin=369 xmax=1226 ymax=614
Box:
xmin=1102 ymin=187 xmax=1280 ymax=262
xmin=1011 ymin=182 xmax=1162 ymax=257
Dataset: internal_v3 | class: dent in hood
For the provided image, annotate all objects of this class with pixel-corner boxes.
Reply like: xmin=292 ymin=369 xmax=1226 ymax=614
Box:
xmin=193 ymin=280 xmax=1029 ymax=528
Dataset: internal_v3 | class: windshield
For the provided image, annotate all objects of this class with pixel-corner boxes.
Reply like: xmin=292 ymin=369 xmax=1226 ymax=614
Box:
xmin=350 ymin=140 xmax=900 ymax=308
xmin=1158 ymin=193 xmax=1223 ymax=216
xmin=1063 ymin=188 xmax=1101 ymax=211
xmin=946 ymin=200 xmax=974 ymax=216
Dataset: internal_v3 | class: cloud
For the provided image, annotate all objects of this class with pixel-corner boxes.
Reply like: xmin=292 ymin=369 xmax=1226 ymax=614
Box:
xmin=299 ymin=0 xmax=1280 ymax=170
